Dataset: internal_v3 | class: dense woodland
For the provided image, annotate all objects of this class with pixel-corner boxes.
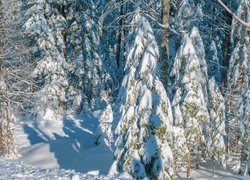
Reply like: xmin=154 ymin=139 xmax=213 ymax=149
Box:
xmin=0 ymin=0 xmax=249 ymax=179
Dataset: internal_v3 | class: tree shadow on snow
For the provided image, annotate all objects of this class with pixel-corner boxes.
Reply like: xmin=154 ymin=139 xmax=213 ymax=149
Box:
xmin=23 ymin=124 xmax=47 ymax=145
xmin=21 ymin=112 xmax=114 ymax=175
xmin=48 ymin=116 xmax=114 ymax=175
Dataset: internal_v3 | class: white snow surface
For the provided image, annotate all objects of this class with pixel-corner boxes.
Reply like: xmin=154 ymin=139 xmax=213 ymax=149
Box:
xmin=0 ymin=157 xmax=107 ymax=179
xmin=13 ymin=110 xmax=115 ymax=178
xmin=9 ymin=107 xmax=249 ymax=179
xmin=176 ymin=161 xmax=249 ymax=180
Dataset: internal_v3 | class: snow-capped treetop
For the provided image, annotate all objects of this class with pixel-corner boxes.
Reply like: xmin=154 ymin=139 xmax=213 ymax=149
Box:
xmin=189 ymin=26 xmax=208 ymax=81
xmin=171 ymin=34 xmax=207 ymax=95
xmin=170 ymin=34 xmax=197 ymax=81
xmin=189 ymin=27 xmax=205 ymax=59
xmin=125 ymin=14 xmax=159 ymax=76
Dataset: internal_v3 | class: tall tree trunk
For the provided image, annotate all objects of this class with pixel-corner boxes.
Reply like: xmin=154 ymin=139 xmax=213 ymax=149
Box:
xmin=161 ymin=0 xmax=170 ymax=89
xmin=61 ymin=4 xmax=67 ymax=59
xmin=212 ymin=158 xmax=215 ymax=176
xmin=116 ymin=1 xmax=125 ymax=69
xmin=0 ymin=0 xmax=3 ymax=72
xmin=187 ymin=148 xmax=191 ymax=178
xmin=187 ymin=157 xmax=191 ymax=177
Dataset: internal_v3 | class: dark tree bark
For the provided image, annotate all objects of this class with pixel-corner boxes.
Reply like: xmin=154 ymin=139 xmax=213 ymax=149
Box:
xmin=161 ymin=0 xmax=170 ymax=89
xmin=0 ymin=0 xmax=3 ymax=72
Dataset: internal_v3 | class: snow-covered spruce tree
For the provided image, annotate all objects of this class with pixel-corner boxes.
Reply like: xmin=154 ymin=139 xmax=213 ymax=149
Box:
xmin=189 ymin=26 xmax=209 ymax=109
xmin=0 ymin=75 xmax=16 ymax=157
xmin=24 ymin=0 xmax=68 ymax=126
xmin=112 ymin=14 xmax=174 ymax=179
xmin=207 ymin=77 xmax=226 ymax=175
xmin=171 ymin=34 xmax=209 ymax=177
xmin=236 ymin=85 xmax=250 ymax=176
xmin=226 ymin=0 xmax=250 ymax=156
xmin=67 ymin=0 xmax=104 ymax=112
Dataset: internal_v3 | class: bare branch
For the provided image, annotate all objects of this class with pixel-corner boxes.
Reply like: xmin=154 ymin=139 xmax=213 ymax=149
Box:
xmin=217 ymin=0 xmax=250 ymax=28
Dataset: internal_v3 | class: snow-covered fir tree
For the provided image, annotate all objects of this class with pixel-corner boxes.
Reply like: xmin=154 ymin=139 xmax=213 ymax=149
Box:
xmin=236 ymin=85 xmax=250 ymax=175
xmin=189 ymin=26 xmax=208 ymax=85
xmin=207 ymin=77 xmax=226 ymax=174
xmin=227 ymin=0 xmax=250 ymax=157
xmin=67 ymin=0 xmax=104 ymax=112
xmin=24 ymin=0 xmax=68 ymax=126
xmin=112 ymin=14 xmax=174 ymax=179
xmin=189 ymin=26 xmax=209 ymax=108
xmin=171 ymin=33 xmax=209 ymax=176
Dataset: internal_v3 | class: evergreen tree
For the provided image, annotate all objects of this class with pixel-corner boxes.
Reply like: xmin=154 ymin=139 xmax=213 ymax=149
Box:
xmin=189 ymin=26 xmax=208 ymax=85
xmin=67 ymin=0 xmax=104 ymax=112
xmin=207 ymin=77 xmax=226 ymax=175
xmin=236 ymin=85 xmax=250 ymax=176
xmin=24 ymin=0 xmax=68 ymax=126
xmin=113 ymin=14 xmax=174 ymax=179
xmin=171 ymin=33 xmax=209 ymax=176
xmin=226 ymin=0 xmax=250 ymax=157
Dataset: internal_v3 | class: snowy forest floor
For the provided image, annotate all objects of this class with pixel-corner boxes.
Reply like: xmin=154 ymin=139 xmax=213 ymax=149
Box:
xmin=8 ymin=109 xmax=248 ymax=179
xmin=15 ymin=110 xmax=114 ymax=176
xmin=0 ymin=157 xmax=108 ymax=179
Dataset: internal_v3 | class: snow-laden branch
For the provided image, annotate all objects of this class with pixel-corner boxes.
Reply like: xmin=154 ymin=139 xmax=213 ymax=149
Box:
xmin=217 ymin=0 xmax=250 ymax=28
